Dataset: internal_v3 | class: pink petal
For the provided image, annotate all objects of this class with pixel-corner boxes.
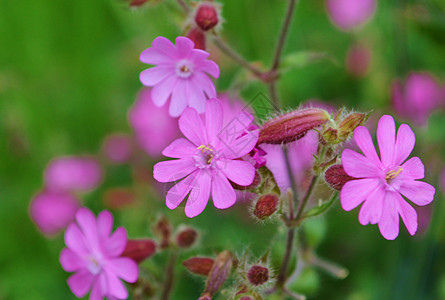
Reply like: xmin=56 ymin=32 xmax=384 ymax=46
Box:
xmin=104 ymin=270 xmax=128 ymax=299
xmin=220 ymin=130 xmax=259 ymax=159
xmin=175 ymin=36 xmax=194 ymax=58
xmin=89 ymin=278 xmax=103 ymax=300
xmin=179 ymin=107 xmax=207 ymax=146
xmin=377 ymin=115 xmax=396 ymax=167
xmin=358 ymin=185 xmax=385 ymax=225
xmin=200 ymin=60 xmax=220 ymax=78
xmin=186 ymin=79 xmax=206 ymax=114
xmin=106 ymin=257 xmax=139 ymax=283
xmin=396 ymin=194 xmax=417 ymax=236
xmin=104 ymin=227 xmax=127 ymax=257
xmin=151 ymin=75 xmax=177 ymax=108
xmin=65 ymin=223 xmax=89 ymax=255
xmin=67 ymin=270 xmax=94 ymax=298
xmin=400 ymin=157 xmax=424 ymax=180
xmin=75 ymin=208 xmax=98 ymax=248
xmin=353 ymin=126 xmax=380 ymax=164
xmin=211 ymin=171 xmax=236 ymax=209
xmin=398 ymin=180 xmax=435 ymax=206
xmin=153 ymin=158 xmax=197 ymax=183
xmin=162 ymin=138 xmax=196 ymax=158
xmin=393 ymin=124 xmax=415 ymax=166
xmin=342 ymin=149 xmax=381 ymax=178
xmin=166 ymin=171 xmax=198 ymax=210
xmin=152 ymin=36 xmax=176 ymax=54
xmin=140 ymin=37 xmax=175 ymax=64
xmin=190 ymin=49 xmax=210 ymax=63
xmin=193 ymin=71 xmax=216 ymax=98
xmin=169 ymin=80 xmax=188 ymax=117
xmin=340 ymin=178 xmax=380 ymax=211
xmin=185 ymin=170 xmax=211 ymax=217
xmin=378 ymin=192 xmax=399 ymax=240
xmin=60 ymin=248 xmax=85 ymax=272
xmin=219 ymin=159 xmax=255 ymax=186
xmin=205 ymin=98 xmax=223 ymax=144
xmin=97 ymin=210 xmax=113 ymax=241
xmin=139 ymin=66 xmax=173 ymax=86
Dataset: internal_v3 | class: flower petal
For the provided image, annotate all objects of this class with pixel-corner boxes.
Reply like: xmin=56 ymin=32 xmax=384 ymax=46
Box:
xmin=358 ymin=185 xmax=385 ymax=225
xmin=169 ymin=80 xmax=188 ymax=117
xmin=162 ymin=138 xmax=196 ymax=158
xmin=139 ymin=66 xmax=173 ymax=86
xmin=185 ymin=170 xmax=211 ymax=218
xmin=377 ymin=115 xmax=396 ymax=167
xmin=153 ymin=158 xmax=196 ymax=183
xmin=393 ymin=124 xmax=415 ymax=166
xmin=219 ymin=159 xmax=255 ymax=186
xmin=340 ymin=178 xmax=380 ymax=211
xmin=398 ymin=180 xmax=435 ymax=206
xmin=220 ymin=130 xmax=259 ymax=159
xmin=396 ymin=194 xmax=417 ymax=236
xmin=205 ymin=98 xmax=223 ymax=144
xmin=175 ymin=36 xmax=194 ymax=58
xmin=67 ymin=270 xmax=94 ymax=298
xmin=211 ymin=171 xmax=236 ymax=209
xmin=186 ymin=79 xmax=206 ymax=114
xmin=400 ymin=157 xmax=424 ymax=180
xmin=104 ymin=270 xmax=128 ymax=299
xmin=353 ymin=126 xmax=381 ymax=164
xmin=65 ymin=223 xmax=89 ymax=255
xmin=378 ymin=192 xmax=399 ymax=240
xmin=190 ymin=49 xmax=210 ymax=63
xmin=193 ymin=71 xmax=216 ymax=98
xmin=200 ymin=60 xmax=220 ymax=78
xmin=75 ymin=208 xmax=97 ymax=245
xmin=342 ymin=149 xmax=381 ymax=178
xmin=60 ymin=248 xmax=85 ymax=272
xmin=179 ymin=107 xmax=207 ymax=146
xmin=104 ymin=227 xmax=127 ymax=257
xmin=89 ymin=278 xmax=103 ymax=300
xmin=166 ymin=171 xmax=198 ymax=210
xmin=106 ymin=257 xmax=139 ymax=283
xmin=151 ymin=75 xmax=177 ymax=108
xmin=140 ymin=37 xmax=175 ymax=65
xmin=97 ymin=210 xmax=113 ymax=239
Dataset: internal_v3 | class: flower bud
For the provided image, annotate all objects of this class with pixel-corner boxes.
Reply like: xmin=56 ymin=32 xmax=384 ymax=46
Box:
xmin=122 ymin=239 xmax=156 ymax=263
xmin=203 ymin=251 xmax=233 ymax=297
xmin=321 ymin=127 xmax=338 ymax=145
xmin=152 ymin=215 xmax=172 ymax=249
xmin=324 ymin=164 xmax=354 ymax=190
xmin=338 ymin=112 xmax=367 ymax=140
xmin=183 ymin=257 xmax=215 ymax=276
xmin=186 ymin=27 xmax=206 ymax=50
xmin=247 ymin=265 xmax=269 ymax=286
xmin=194 ymin=2 xmax=220 ymax=31
xmin=176 ymin=227 xmax=198 ymax=248
xmin=258 ymin=108 xmax=330 ymax=144
xmin=253 ymin=193 xmax=279 ymax=220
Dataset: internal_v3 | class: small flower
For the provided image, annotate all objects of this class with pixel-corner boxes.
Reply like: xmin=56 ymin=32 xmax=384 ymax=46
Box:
xmin=153 ymin=98 xmax=258 ymax=217
xmin=60 ymin=208 xmax=138 ymax=299
xmin=101 ymin=133 xmax=133 ymax=164
xmin=327 ymin=0 xmax=376 ymax=31
xmin=341 ymin=115 xmax=435 ymax=240
xmin=139 ymin=36 xmax=220 ymax=117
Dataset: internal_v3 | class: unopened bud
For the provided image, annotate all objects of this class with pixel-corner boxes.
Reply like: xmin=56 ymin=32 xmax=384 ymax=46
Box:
xmin=122 ymin=239 xmax=156 ymax=263
xmin=324 ymin=164 xmax=354 ymax=190
xmin=183 ymin=257 xmax=214 ymax=276
xmin=258 ymin=108 xmax=330 ymax=144
xmin=321 ymin=127 xmax=338 ymax=145
xmin=152 ymin=215 xmax=172 ymax=249
xmin=254 ymin=194 xmax=279 ymax=219
xmin=176 ymin=227 xmax=198 ymax=248
xmin=186 ymin=27 xmax=206 ymax=50
xmin=194 ymin=2 xmax=220 ymax=31
xmin=203 ymin=251 xmax=233 ymax=297
xmin=338 ymin=113 xmax=367 ymax=140
xmin=247 ymin=265 xmax=269 ymax=286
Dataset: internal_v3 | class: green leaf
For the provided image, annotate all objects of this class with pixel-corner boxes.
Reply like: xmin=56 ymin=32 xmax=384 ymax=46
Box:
xmin=303 ymin=192 xmax=339 ymax=219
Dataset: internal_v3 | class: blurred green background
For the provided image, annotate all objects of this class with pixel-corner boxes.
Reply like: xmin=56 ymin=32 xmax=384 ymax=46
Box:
xmin=1 ymin=0 xmax=445 ymax=299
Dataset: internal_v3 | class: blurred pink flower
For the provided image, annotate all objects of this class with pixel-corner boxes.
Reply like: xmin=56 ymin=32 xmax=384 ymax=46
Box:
xmin=327 ymin=0 xmax=376 ymax=31
xmin=102 ymin=133 xmax=133 ymax=164
xmin=60 ymin=208 xmax=138 ymax=300
xmin=153 ymin=98 xmax=258 ymax=217
xmin=45 ymin=156 xmax=102 ymax=193
xmin=346 ymin=42 xmax=372 ymax=77
xmin=30 ymin=191 xmax=80 ymax=236
xmin=140 ymin=36 xmax=220 ymax=117
xmin=392 ymin=72 xmax=443 ymax=127
xmin=341 ymin=115 xmax=435 ymax=240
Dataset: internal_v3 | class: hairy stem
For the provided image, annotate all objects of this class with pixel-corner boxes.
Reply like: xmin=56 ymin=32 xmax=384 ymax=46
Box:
xmin=160 ymin=251 xmax=177 ymax=300
xmin=176 ymin=0 xmax=190 ymax=14
xmin=276 ymin=227 xmax=296 ymax=288
xmin=295 ymin=175 xmax=319 ymax=220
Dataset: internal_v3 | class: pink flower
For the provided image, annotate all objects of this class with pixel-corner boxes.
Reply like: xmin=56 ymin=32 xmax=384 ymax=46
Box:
xmin=102 ymin=133 xmax=133 ymax=164
xmin=153 ymin=98 xmax=259 ymax=217
xmin=326 ymin=0 xmax=376 ymax=31
xmin=341 ymin=115 xmax=435 ymax=240
xmin=45 ymin=156 xmax=102 ymax=193
xmin=30 ymin=191 xmax=80 ymax=236
xmin=129 ymin=88 xmax=180 ymax=158
xmin=139 ymin=36 xmax=220 ymax=117
xmin=392 ymin=72 xmax=443 ymax=127
xmin=60 ymin=208 xmax=138 ymax=300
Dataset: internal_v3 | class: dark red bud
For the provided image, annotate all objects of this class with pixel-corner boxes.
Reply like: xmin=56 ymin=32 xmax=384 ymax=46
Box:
xmin=176 ymin=227 xmax=198 ymax=248
xmin=186 ymin=27 xmax=206 ymax=50
xmin=183 ymin=257 xmax=215 ymax=276
xmin=324 ymin=164 xmax=354 ymax=190
xmin=153 ymin=215 xmax=172 ymax=249
xmin=254 ymin=194 xmax=279 ymax=219
xmin=194 ymin=2 xmax=219 ymax=31
xmin=247 ymin=265 xmax=269 ymax=286
xmin=122 ymin=239 xmax=156 ymax=263
xmin=203 ymin=251 xmax=233 ymax=297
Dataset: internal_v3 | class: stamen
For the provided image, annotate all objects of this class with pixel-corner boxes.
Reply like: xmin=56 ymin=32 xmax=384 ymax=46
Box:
xmin=385 ymin=167 xmax=403 ymax=182
xmin=197 ymin=144 xmax=214 ymax=164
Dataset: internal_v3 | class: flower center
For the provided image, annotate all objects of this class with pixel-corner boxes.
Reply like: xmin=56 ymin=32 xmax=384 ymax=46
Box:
xmin=385 ymin=167 xmax=403 ymax=183
xmin=194 ymin=144 xmax=218 ymax=168
xmin=87 ymin=255 xmax=103 ymax=275
xmin=175 ymin=59 xmax=194 ymax=78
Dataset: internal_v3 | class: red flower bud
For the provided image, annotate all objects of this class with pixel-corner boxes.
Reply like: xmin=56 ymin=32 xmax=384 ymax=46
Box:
xmin=258 ymin=108 xmax=330 ymax=144
xmin=186 ymin=27 xmax=206 ymax=50
xmin=176 ymin=227 xmax=198 ymax=248
xmin=338 ymin=112 xmax=367 ymax=140
xmin=253 ymin=193 xmax=279 ymax=219
xmin=324 ymin=164 xmax=354 ymax=190
xmin=194 ymin=2 xmax=220 ymax=31
xmin=247 ymin=265 xmax=269 ymax=286
xmin=203 ymin=251 xmax=233 ymax=297
xmin=183 ymin=257 xmax=215 ymax=276
xmin=122 ymin=239 xmax=156 ymax=263
xmin=152 ymin=215 xmax=172 ymax=249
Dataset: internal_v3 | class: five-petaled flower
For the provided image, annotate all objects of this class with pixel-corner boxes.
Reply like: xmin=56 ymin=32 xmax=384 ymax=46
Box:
xmin=341 ymin=115 xmax=435 ymax=240
xmin=60 ymin=208 xmax=138 ymax=300
xmin=153 ymin=98 xmax=259 ymax=217
xmin=139 ymin=36 xmax=220 ymax=117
